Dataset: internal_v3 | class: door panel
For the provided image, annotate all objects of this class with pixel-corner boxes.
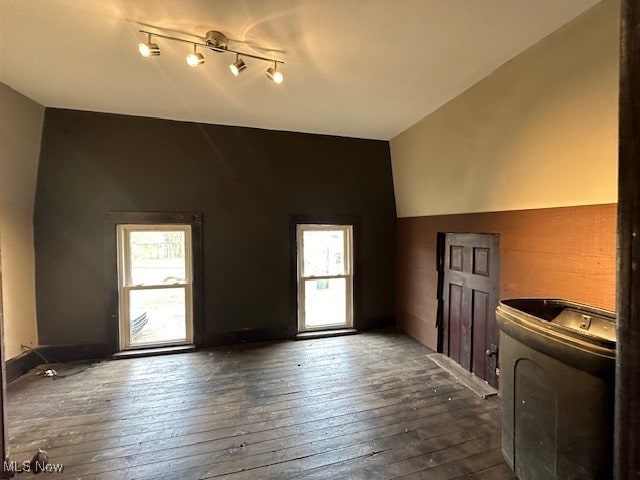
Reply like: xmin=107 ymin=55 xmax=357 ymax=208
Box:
xmin=450 ymin=245 xmax=464 ymax=271
xmin=447 ymin=283 xmax=463 ymax=363
xmin=460 ymin=285 xmax=473 ymax=371
xmin=473 ymin=247 xmax=491 ymax=276
xmin=472 ymin=289 xmax=489 ymax=379
xmin=440 ymin=233 xmax=500 ymax=387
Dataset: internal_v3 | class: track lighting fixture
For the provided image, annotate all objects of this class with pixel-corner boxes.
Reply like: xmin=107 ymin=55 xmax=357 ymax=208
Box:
xmin=266 ymin=63 xmax=284 ymax=85
xmin=186 ymin=44 xmax=205 ymax=67
xmin=137 ymin=29 xmax=285 ymax=83
xmin=229 ymin=54 xmax=247 ymax=76
xmin=138 ymin=33 xmax=160 ymax=57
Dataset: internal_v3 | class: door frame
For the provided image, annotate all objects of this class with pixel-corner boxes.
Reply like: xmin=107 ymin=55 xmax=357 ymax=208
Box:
xmin=105 ymin=212 xmax=204 ymax=350
xmin=614 ymin=1 xmax=640 ymax=477
xmin=289 ymin=215 xmax=361 ymax=336
xmin=0 ymin=244 xmax=6 ymax=463
xmin=116 ymin=223 xmax=194 ymax=350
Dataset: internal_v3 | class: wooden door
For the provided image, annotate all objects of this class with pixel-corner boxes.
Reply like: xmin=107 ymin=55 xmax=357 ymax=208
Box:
xmin=440 ymin=233 xmax=500 ymax=387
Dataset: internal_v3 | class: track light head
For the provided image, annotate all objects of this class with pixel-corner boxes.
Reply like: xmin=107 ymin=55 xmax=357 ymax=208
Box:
xmin=138 ymin=34 xmax=160 ymax=57
xmin=138 ymin=42 xmax=160 ymax=57
xmin=186 ymin=52 xmax=205 ymax=67
xmin=186 ymin=45 xmax=205 ymax=67
xmin=266 ymin=64 xmax=284 ymax=85
xmin=229 ymin=55 xmax=247 ymax=76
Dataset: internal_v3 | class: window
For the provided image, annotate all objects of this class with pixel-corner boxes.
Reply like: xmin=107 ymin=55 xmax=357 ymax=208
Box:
xmin=117 ymin=224 xmax=193 ymax=349
xmin=297 ymin=224 xmax=354 ymax=332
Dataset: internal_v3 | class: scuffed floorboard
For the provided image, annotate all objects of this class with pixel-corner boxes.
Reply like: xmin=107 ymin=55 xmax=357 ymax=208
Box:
xmin=5 ymin=330 xmax=514 ymax=479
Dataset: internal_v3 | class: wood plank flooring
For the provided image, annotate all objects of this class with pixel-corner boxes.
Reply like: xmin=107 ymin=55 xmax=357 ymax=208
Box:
xmin=5 ymin=330 xmax=515 ymax=479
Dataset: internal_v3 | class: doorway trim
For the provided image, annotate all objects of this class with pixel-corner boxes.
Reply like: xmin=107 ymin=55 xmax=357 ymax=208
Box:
xmin=289 ymin=215 xmax=361 ymax=336
xmin=615 ymin=1 xmax=640 ymax=476
xmin=0 ymin=243 xmax=6 ymax=461
xmin=105 ymin=212 xmax=204 ymax=350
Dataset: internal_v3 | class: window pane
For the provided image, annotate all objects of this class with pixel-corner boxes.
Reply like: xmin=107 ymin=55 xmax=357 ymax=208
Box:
xmin=302 ymin=230 xmax=346 ymax=277
xmin=304 ymin=278 xmax=347 ymax=327
xmin=129 ymin=230 xmax=187 ymax=286
xmin=129 ymin=288 xmax=187 ymax=345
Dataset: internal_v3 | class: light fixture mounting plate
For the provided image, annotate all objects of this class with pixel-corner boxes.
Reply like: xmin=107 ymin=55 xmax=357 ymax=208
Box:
xmin=205 ymin=30 xmax=228 ymax=51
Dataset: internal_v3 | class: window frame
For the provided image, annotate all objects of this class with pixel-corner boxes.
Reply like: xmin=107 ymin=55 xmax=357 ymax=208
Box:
xmin=296 ymin=223 xmax=354 ymax=332
xmin=116 ymin=223 xmax=194 ymax=350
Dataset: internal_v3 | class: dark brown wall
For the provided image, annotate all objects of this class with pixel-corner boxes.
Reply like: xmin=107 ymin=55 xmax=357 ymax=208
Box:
xmin=397 ymin=204 xmax=616 ymax=349
xmin=34 ymin=109 xmax=396 ymax=348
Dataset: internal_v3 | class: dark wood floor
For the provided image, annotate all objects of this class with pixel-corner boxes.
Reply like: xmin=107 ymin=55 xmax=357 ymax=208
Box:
xmin=6 ymin=331 xmax=515 ymax=479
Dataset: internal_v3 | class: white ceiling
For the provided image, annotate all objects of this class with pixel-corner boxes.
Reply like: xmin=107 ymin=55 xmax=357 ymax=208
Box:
xmin=0 ymin=0 xmax=601 ymax=140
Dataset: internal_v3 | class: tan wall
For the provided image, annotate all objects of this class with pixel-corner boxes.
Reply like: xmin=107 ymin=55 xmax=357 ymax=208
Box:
xmin=0 ymin=83 xmax=44 ymax=359
xmin=390 ymin=0 xmax=619 ymax=218
xmin=397 ymin=205 xmax=616 ymax=350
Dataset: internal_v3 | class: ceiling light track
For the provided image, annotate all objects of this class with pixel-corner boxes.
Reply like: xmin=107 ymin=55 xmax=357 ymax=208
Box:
xmin=138 ymin=29 xmax=285 ymax=83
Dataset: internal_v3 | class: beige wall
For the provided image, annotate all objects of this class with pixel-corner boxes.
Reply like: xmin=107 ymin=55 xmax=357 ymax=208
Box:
xmin=390 ymin=0 xmax=619 ymax=218
xmin=0 ymin=83 xmax=44 ymax=359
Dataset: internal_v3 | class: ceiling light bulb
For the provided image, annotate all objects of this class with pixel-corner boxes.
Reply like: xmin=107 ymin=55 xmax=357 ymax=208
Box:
xmin=266 ymin=66 xmax=284 ymax=85
xmin=186 ymin=52 xmax=205 ymax=67
xmin=138 ymin=42 xmax=160 ymax=57
xmin=229 ymin=57 xmax=247 ymax=76
xmin=138 ymin=33 xmax=160 ymax=57
xmin=186 ymin=44 xmax=205 ymax=67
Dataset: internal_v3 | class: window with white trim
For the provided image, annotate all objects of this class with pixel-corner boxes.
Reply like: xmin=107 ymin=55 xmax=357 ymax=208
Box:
xmin=117 ymin=224 xmax=193 ymax=350
xmin=297 ymin=224 xmax=353 ymax=332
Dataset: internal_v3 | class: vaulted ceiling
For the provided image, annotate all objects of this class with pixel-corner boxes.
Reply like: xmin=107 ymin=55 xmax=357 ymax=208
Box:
xmin=0 ymin=0 xmax=601 ymax=139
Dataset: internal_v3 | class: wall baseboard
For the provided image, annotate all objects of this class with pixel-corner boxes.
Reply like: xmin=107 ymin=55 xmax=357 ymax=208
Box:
xmin=203 ymin=317 xmax=396 ymax=347
xmin=5 ymin=319 xmax=397 ymax=382
xmin=5 ymin=350 xmax=41 ymax=383
xmin=203 ymin=327 xmax=292 ymax=347
xmin=360 ymin=315 xmax=395 ymax=331
xmin=5 ymin=342 xmax=115 ymax=382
